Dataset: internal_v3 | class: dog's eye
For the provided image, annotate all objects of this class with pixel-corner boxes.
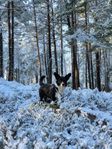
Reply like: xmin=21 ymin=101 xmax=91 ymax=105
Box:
xmin=62 ymin=83 xmax=65 ymax=86
xmin=56 ymin=81 xmax=60 ymax=86
xmin=64 ymin=82 xmax=67 ymax=86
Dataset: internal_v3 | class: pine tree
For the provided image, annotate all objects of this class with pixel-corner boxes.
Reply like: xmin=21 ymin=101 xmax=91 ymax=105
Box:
xmin=32 ymin=0 xmax=41 ymax=82
xmin=47 ymin=0 xmax=52 ymax=84
xmin=0 ymin=16 xmax=3 ymax=77
xmin=8 ymin=1 xmax=14 ymax=81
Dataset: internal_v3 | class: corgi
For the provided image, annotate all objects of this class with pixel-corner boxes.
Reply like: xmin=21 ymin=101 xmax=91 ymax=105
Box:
xmin=39 ymin=72 xmax=71 ymax=103
xmin=39 ymin=76 xmax=58 ymax=103
xmin=54 ymin=72 xmax=71 ymax=97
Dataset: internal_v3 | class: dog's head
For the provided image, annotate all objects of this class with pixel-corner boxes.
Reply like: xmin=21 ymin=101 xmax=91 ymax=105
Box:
xmin=54 ymin=72 xmax=71 ymax=93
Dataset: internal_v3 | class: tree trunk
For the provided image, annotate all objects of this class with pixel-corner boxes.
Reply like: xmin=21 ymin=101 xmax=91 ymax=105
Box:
xmin=86 ymin=43 xmax=92 ymax=88
xmin=47 ymin=0 xmax=52 ymax=84
xmin=8 ymin=1 xmax=14 ymax=81
xmin=89 ymin=43 xmax=94 ymax=89
xmin=103 ymin=50 xmax=109 ymax=91
xmin=84 ymin=1 xmax=92 ymax=88
xmin=85 ymin=57 xmax=88 ymax=88
xmin=51 ymin=0 xmax=58 ymax=74
xmin=59 ymin=0 xmax=64 ymax=75
xmin=96 ymin=51 xmax=101 ymax=91
xmin=43 ymin=32 xmax=47 ymax=76
xmin=11 ymin=1 xmax=14 ymax=79
xmin=71 ymin=40 xmax=80 ymax=89
xmin=65 ymin=0 xmax=80 ymax=89
xmin=95 ymin=0 xmax=101 ymax=91
xmin=32 ymin=0 xmax=41 ymax=82
xmin=60 ymin=16 xmax=63 ymax=75
xmin=8 ymin=1 xmax=11 ymax=80
xmin=0 ymin=16 xmax=3 ymax=77
xmin=72 ymin=12 xmax=80 ymax=89
xmin=70 ymin=12 xmax=80 ymax=89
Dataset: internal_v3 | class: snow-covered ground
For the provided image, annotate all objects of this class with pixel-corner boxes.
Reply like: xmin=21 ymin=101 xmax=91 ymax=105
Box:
xmin=0 ymin=78 xmax=112 ymax=149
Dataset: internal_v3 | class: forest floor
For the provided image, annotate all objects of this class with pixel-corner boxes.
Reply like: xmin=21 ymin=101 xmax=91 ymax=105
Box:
xmin=0 ymin=78 xmax=112 ymax=149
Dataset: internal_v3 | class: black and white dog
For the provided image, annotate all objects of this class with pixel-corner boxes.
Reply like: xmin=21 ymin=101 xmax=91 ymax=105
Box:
xmin=54 ymin=72 xmax=71 ymax=97
xmin=39 ymin=72 xmax=71 ymax=103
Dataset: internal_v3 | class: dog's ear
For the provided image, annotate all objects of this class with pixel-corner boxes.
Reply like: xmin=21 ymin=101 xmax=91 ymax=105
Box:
xmin=65 ymin=73 xmax=71 ymax=81
xmin=54 ymin=72 xmax=61 ymax=80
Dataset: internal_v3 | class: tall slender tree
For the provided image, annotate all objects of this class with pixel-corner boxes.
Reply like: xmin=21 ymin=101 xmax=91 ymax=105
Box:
xmin=64 ymin=0 xmax=80 ymax=89
xmin=95 ymin=0 xmax=101 ymax=91
xmin=43 ymin=32 xmax=47 ymax=76
xmin=84 ymin=1 xmax=91 ymax=88
xmin=59 ymin=0 xmax=64 ymax=75
xmin=8 ymin=1 xmax=14 ymax=81
xmin=89 ymin=43 xmax=94 ymax=89
xmin=32 ymin=0 xmax=41 ymax=82
xmin=0 ymin=16 xmax=3 ymax=77
xmin=51 ymin=0 xmax=58 ymax=73
xmin=47 ymin=0 xmax=52 ymax=84
xmin=71 ymin=12 xmax=80 ymax=89
xmin=60 ymin=15 xmax=64 ymax=76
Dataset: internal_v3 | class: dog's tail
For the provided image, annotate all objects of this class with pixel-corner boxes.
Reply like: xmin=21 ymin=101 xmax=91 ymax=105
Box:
xmin=39 ymin=76 xmax=46 ymax=86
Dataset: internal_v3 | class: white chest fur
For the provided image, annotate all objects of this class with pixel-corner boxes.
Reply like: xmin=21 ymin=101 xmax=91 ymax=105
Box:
xmin=55 ymin=83 xmax=65 ymax=99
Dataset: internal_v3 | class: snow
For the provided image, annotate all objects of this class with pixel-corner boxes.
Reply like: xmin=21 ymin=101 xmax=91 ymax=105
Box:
xmin=0 ymin=78 xmax=112 ymax=149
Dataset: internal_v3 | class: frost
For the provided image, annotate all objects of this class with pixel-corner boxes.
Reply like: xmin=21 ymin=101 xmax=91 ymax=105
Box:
xmin=0 ymin=78 xmax=112 ymax=148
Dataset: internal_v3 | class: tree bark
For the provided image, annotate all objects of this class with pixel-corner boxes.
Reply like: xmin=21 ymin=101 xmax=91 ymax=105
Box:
xmin=96 ymin=51 xmax=101 ymax=91
xmin=51 ymin=0 xmax=58 ymax=74
xmin=0 ymin=16 xmax=3 ymax=77
xmin=84 ymin=1 xmax=92 ymax=88
xmin=43 ymin=32 xmax=47 ymax=76
xmin=60 ymin=16 xmax=63 ymax=75
xmin=32 ymin=0 xmax=41 ymax=82
xmin=103 ymin=50 xmax=110 ymax=91
xmin=11 ymin=1 xmax=14 ymax=79
xmin=70 ymin=12 xmax=80 ymax=89
xmin=85 ymin=56 xmax=88 ymax=88
xmin=89 ymin=43 xmax=94 ymax=89
xmin=59 ymin=0 xmax=64 ymax=75
xmin=8 ymin=1 xmax=11 ymax=80
xmin=95 ymin=0 xmax=101 ymax=91
xmin=65 ymin=0 xmax=80 ymax=89
xmin=8 ymin=1 xmax=14 ymax=81
xmin=72 ymin=12 xmax=80 ymax=89
xmin=47 ymin=0 xmax=52 ymax=84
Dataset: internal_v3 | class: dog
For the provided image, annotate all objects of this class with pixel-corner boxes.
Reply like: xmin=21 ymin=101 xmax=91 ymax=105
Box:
xmin=54 ymin=72 xmax=71 ymax=96
xmin=39 ymin=75 xmax=58 ymax=103
xmin=39 ymin=72 xmax=71 ymax=103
